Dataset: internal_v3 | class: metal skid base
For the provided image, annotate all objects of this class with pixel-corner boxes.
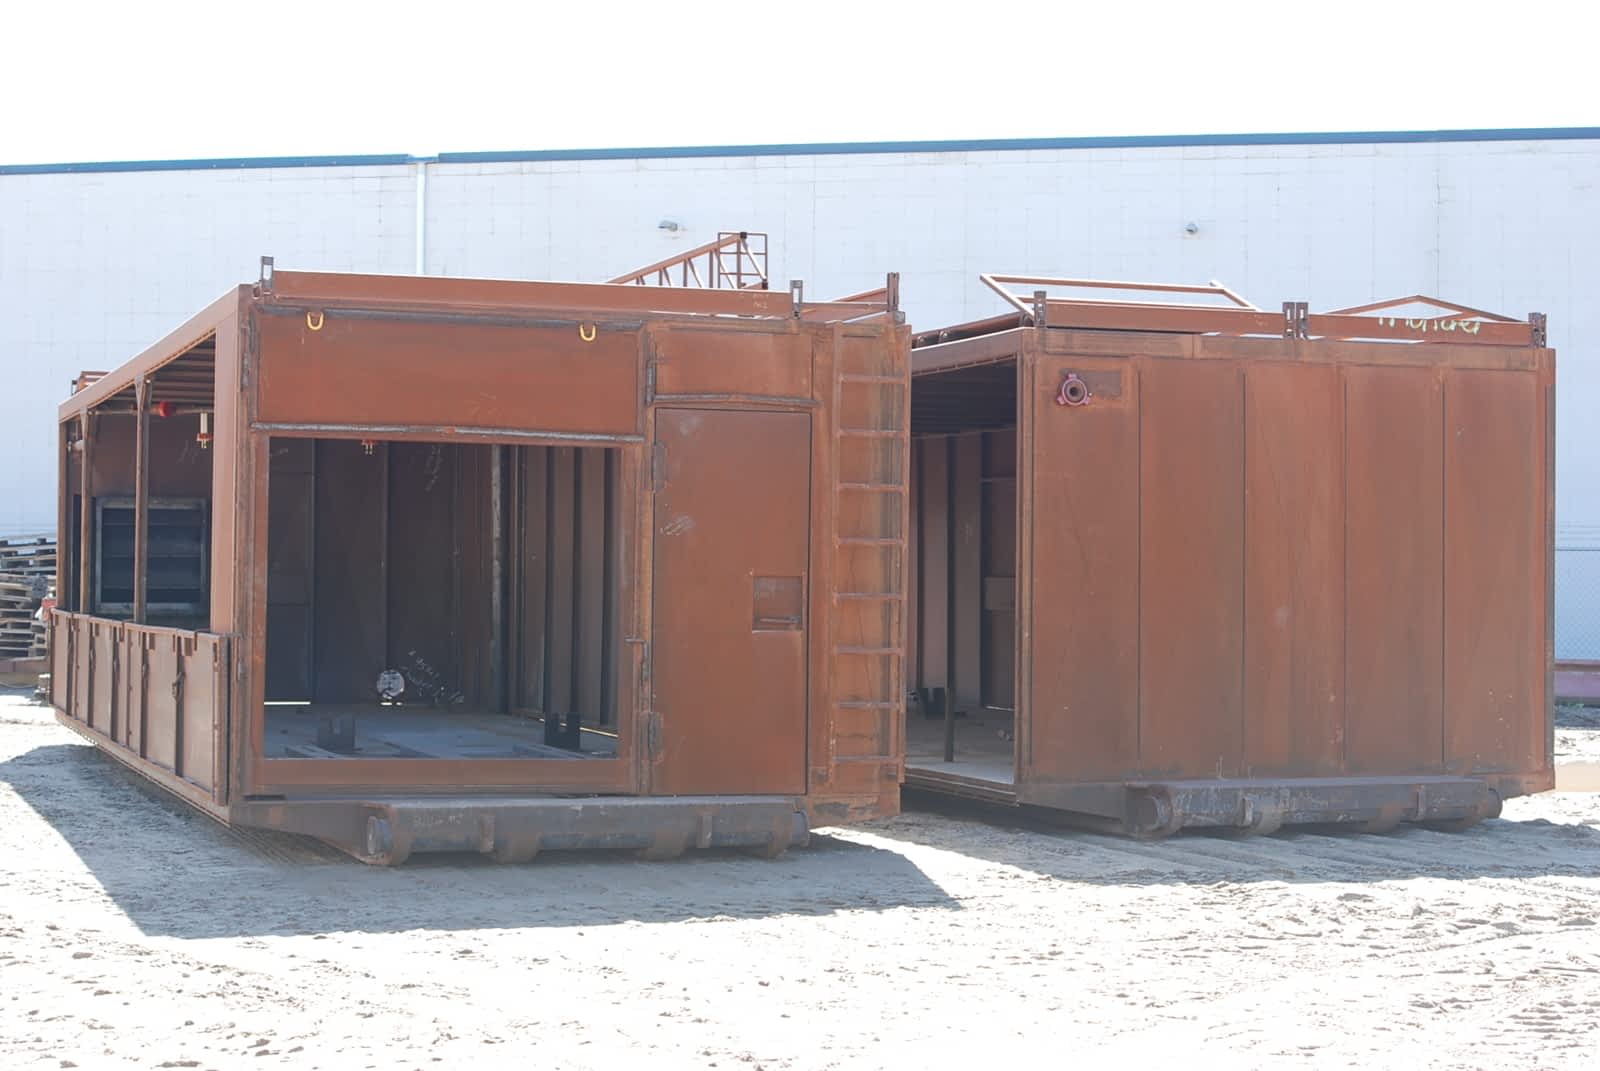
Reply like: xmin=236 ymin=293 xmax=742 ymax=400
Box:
xmin=1018 ymin=775 xmax=1513 ymax=838
xmin=232 ymin=794 xmax=811 ymax=865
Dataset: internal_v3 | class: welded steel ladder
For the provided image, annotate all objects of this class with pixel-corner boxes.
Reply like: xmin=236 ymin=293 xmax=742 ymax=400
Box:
xmin=824 ymin=341 xmax=910 ymax=791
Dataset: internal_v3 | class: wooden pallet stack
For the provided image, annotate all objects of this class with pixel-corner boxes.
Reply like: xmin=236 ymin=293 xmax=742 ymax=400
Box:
xmin=0 ymin=536 xmax=56 ymax=661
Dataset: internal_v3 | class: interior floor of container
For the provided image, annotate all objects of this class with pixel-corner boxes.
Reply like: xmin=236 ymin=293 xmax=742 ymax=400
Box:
xmin=904 ymin=707 xmax=1016 ymax=785
xmin=264 ymin=705 xmax=618 ymax=760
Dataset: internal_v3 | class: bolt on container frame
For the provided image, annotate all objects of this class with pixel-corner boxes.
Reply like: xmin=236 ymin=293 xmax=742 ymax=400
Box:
xmin=49 ymin=254 xmax=910 ymax=863
xmin=906 ymin=277 xmax=1554 ymax=836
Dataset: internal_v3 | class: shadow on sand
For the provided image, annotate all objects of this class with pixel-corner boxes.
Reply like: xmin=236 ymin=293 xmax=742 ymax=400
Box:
xmin=1 ymin=736 xmax=958 ymax=940
xmin=892 ymin=786 xmax=1600 ymax=888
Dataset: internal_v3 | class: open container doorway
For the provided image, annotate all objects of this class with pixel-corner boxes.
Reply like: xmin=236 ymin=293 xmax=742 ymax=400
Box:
xmin=263 ymin=437 xmax=624 ymax=763
xmin=906 ymin=357 xmax=1020 ymax=801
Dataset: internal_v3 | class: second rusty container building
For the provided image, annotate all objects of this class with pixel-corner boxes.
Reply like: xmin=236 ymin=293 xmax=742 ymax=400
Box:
xmin=904 ymin=277 xmax=1555 ymax=835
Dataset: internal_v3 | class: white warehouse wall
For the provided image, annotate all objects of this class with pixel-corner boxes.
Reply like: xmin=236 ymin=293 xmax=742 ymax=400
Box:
xmin=2 ymin=132 xmax=1597 ymax=655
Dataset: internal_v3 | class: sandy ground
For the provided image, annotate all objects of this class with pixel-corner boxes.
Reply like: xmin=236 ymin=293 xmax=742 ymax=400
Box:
xmin=2 ymin=689 xmax=1599 ymax=1070
xmin=1557 ymin=705 xmax=1600 ymax=790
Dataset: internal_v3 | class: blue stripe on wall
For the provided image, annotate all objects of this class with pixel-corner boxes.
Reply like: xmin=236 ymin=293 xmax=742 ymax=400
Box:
xmin=4 ymin=127 xmax=1598 ymax=176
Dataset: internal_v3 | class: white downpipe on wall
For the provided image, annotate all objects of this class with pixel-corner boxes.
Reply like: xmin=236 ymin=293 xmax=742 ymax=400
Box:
xmin=414 ymin=158 xmax=428 ymax=274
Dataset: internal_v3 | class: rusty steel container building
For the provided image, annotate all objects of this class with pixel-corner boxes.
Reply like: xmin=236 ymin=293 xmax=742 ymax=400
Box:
xmin=906 ymin=277 xmax=1555 ymax=836
xmin=48 ymin=247 xmax=910 ymax=863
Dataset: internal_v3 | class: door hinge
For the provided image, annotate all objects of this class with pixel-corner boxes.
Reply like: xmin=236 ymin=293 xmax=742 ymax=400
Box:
xmin=645 ymin=711 xmax=662 ymax=759
xmin=651 ymin=441 xmax=667 ymax=492
xmin=242 ymin=311 xmax=258 ymax=391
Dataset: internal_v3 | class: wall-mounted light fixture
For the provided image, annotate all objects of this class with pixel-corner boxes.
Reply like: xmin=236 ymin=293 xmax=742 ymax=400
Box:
xmin=658 ymin=219 xmax=683 ymax=232
xmin=1184 ymin=222 xmax=1200 ymax=235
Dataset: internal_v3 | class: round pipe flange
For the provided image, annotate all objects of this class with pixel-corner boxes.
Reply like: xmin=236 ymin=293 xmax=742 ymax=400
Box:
xmin=1055 ymin=372 xmax=1092 ymax=407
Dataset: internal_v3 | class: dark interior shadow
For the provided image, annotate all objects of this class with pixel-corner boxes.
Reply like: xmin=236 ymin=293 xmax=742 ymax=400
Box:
xmin=893 ymin=786 xmax=1600 ymax=886
xmin=0 ymin=737 xmax=958 ymax=940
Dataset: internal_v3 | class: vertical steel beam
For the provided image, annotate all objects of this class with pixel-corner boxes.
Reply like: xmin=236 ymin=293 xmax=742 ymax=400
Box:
xmin=57 ymin=422 xmax=70 ymax=612
xmin=78 ymin=413 xmax=94 ymax=612
xmin=944 ymin=437 xmax=958 ymax=764
xmin=133 ymin=378 xmax=151 ymax=624
xmin=506 ymin=447 xmax=523 ymax=710
xmin=490 ymin=444 xmax=506 ymax=712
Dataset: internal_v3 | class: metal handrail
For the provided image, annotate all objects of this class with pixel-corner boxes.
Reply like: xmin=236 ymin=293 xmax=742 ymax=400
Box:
xmin=1321 ymin=294 xmax=1520 ymax=322
xmin=608 ymin=231 xmax=769 ymax=290
xmin=963 ymin=273 xmax=1542 ymax=346
xmin=980 ymin=273 xmax=1259 ymax=317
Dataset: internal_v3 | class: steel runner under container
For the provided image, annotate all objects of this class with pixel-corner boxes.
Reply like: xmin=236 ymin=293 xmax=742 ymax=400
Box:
xmin=905 ymin=277 xmax=1555 ymax=836
xmin=49 ymin=254 xmax=910 ymax=863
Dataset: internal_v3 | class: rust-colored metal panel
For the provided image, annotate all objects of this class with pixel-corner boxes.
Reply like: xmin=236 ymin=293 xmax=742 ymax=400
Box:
xmin=87 ymin=413 xmax=213 ymax=500
xmin=981 ymin=429 xmax=1017 ymax=709
xmin=1139 ymin=359 xmax=1244 ymax=778
xmin=48 ymin=611 xmax=70 ymax=711
xmin=601 ymin=449 xmax=622 ymax=727
xmin=576 ymin=448 xmax=608 ymax=724
xmin=514 ymin=446 xmax=548 ymax=709
xmin=950 ymin=434 xmax=983 ymax=711
xmin=653 ymin=326 xmax=812 ymax=400
xmin=1243 ymin=363 xmax=1344 ymax=776
xmin=652 ymin=409 xmax=809 ymax=795
xmin=452 ymin=444 xmax=495 ymax=710
xmin=387 ymin=442 xmax=460 ymax=700
xmin=70 ymin=614 xmax=91 ymax=726
xmin=119 ymin=627 xmax=142 ymax=757
xmin=144 ymin=633 xmax=180 ymax=773
xmin=209 ymin=312 xmax=241 ymax=633
xmin=256 ymin=315 xmax=640 ymax=437
xmin=88 ymin=618 xmax=118 ymax=738
xmin=180 ymin=634 xmax=224 ymax=790
xmin=265 ymin=440 xmax=314 ymax=699
xmin=545 ymin=447 xmax=577 ymax=717
xmin=906 ymin=444 xmax=920 ymax=691
xmin=916 ymin=438 xmax=950 ymax=690
xmin=1344 ymin=365 xmax=1445 ymax=775
xmin=1026 ymin=357 xmax=1139 ymax=781
xmin=78 ymin=417 xmax=92 ymax=613
xmin=1444 ymin=369 xmax=1542 ymax=774
xmin=265 ymin=268 xmax=792 ymax=320
xmin=312 ymin=440 xmax=387 ymax=702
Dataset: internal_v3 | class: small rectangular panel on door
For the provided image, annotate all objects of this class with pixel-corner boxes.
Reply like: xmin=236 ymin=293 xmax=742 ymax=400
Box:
xmin=652 ymin=409 xmax=810 ymax=795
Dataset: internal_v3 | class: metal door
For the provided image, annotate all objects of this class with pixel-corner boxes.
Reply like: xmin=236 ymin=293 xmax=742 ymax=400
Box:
xmin=651 ymin=409 xmax=810 ymax=795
